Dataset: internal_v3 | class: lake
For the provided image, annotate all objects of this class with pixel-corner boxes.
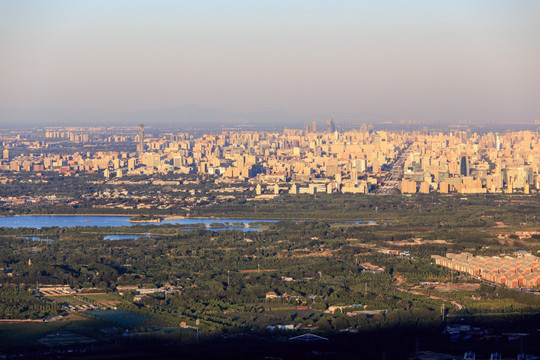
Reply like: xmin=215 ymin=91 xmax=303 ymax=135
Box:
xmin=181 ymin=227 xmax=262 ymax=232
xmin=0 ymin=215 xmax=278 ymax=229
xmin=19 ymin=236 xmax=55 ymax=242
xmin=0 ymin=215 xmax=380 ymax=231
xmin=102 ymin=234 xmax=156 ymax=240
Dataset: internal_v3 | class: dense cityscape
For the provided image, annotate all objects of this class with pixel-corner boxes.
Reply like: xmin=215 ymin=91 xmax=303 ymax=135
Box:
xmin=2 ymin=1 xmax=540 ymax=359
xmin=1 ymin=124 xmax=538 ymax=214
xmin=0 ymin=123 xmax=539 ymax=359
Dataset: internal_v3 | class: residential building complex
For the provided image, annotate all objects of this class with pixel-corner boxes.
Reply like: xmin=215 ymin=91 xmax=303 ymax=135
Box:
xmin=432 ymin=252 xmax=540 ymax=288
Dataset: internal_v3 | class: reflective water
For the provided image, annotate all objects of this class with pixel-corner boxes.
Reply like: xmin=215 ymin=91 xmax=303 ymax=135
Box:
xmin=181 ymin=227 xmax=262 ymax=232
xmin=102 ymin=234 xmax=156 ymax=240
xmin=19 ymin=236 xmax=54 ymax=242
xmin=0 ymin=215 xmax=278 ymax=229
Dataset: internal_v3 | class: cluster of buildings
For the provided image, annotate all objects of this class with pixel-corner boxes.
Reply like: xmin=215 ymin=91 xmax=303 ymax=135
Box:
xmin=432 ymin=252 xmax=540 ymax=288
xmin=1 ymin=124 xmax=539 ymax=195
xmin=45 ymin=130 xmax=90 ymax=143
xmin=401 ymin=131 xmax=539 ymax=194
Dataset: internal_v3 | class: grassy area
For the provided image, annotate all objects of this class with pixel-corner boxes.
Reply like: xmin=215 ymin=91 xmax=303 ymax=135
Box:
xmin=80 ymin=293 xmax=123 ymax=302
xmin=47 ymin=295 xmax=88 ymax=306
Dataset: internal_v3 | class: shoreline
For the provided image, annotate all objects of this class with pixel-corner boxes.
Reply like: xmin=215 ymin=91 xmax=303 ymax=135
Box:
xmin=0 ymin=214 xmax=383 ymax=223
xmin=0 ymin=214 xmax=134 ymax=217
xmin=0 ymin=214 xmax=270 ymax=221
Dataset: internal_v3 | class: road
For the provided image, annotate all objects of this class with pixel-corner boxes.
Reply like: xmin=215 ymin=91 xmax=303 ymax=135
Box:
xmin=374 ymin=143 xmax=413 ymax=194
xmin=393 ymin=274 xmax=465 ymax=311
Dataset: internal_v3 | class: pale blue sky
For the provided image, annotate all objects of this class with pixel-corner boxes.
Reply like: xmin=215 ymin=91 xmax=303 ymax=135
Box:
xmin=1 ymin=1 xmax=539 ymax=124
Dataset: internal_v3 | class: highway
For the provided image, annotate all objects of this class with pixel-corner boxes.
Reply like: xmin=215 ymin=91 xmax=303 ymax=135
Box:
xmin=374 ymin=143 xmax=412 ymax=194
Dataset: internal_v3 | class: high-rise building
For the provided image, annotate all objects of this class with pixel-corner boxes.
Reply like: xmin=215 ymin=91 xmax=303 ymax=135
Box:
xmin=459 ymin=155 xmax=469 ymax=176
xmin=327 ymin=117 xmax=335 ymax=133
xmin=128 ymin=158 xmax=136 ymax=170
xmin=173 ymin=156 xmax=183 ymax=168
xmin=145 ymin=153 xmax=160 ymax=168
xmin=312 ymin=121 xmax=317 ymax=133
xmin=354 ymin=159 xmax=366 ymax=172
xmin=138 ymin=124 xmax=145 ymax=158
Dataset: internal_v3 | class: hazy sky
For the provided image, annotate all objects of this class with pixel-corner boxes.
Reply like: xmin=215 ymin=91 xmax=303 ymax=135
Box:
xmin=1 ymin=1 xmax=539 ymax=124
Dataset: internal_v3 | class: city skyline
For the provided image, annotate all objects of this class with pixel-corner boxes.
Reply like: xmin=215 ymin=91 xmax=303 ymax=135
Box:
xmin=1 ymin=125 xmax=538 ymax=197
xmin=1 ymin=1 xmax=540 ymax=127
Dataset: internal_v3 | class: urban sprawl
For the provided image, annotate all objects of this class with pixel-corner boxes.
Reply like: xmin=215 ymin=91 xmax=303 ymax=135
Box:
xmin=1 ymin=121 xmax=539 ymax=206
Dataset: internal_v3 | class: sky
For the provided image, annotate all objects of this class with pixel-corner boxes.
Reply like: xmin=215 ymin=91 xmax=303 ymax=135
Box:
xmin=1 ymin=1 xmax=539 ymax=125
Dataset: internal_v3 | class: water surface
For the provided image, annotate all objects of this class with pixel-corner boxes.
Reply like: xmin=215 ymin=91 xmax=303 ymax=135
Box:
xmin=19 ymin=236 xmax=55 ymax=242
xmin=102 ymin=234 xmax=156 ymax=240
xmin=0 ymin=215 xmax=278 ymax=229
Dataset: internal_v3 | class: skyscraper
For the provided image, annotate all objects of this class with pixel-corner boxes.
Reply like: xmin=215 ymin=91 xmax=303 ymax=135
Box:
xmin=138 ymin=124 xmax=145 ymax=158
xmin=459 ymin=155 xmax=469 ymax=176
xmin=327 ymin=117 xmax=335 ymax=133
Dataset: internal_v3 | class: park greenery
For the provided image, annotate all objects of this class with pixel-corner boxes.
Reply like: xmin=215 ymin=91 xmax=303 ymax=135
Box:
xmin=0 ymin=193 xmax=539 ymax=358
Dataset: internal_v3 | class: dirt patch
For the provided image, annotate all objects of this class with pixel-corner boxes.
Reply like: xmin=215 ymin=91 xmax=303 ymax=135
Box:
xmin=77 ymin=293 xmax=107 ymax=296
xmin=96 ymin=300 xmax=120 ymax=307
xmin=348 ymin=242 xmax=375 ymax=248
xmin=238 ymin=269 xmax=277 ymax=273
xmin=388 ymin=239 xmax=450 ymax=246
xmin=0 ymin=319 xmax=43 ymax=323
xmin=61 ymin=313 xmax=89 ymax=321
xmin=498 ymin=238 xmax=516 ymax=246
xmin=290 ymin=249 xmax=335 ymax=258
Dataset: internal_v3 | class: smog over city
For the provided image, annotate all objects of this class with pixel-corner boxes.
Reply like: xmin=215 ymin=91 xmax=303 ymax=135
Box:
xmin=1 ymin=1 xmax=540 ymax=360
